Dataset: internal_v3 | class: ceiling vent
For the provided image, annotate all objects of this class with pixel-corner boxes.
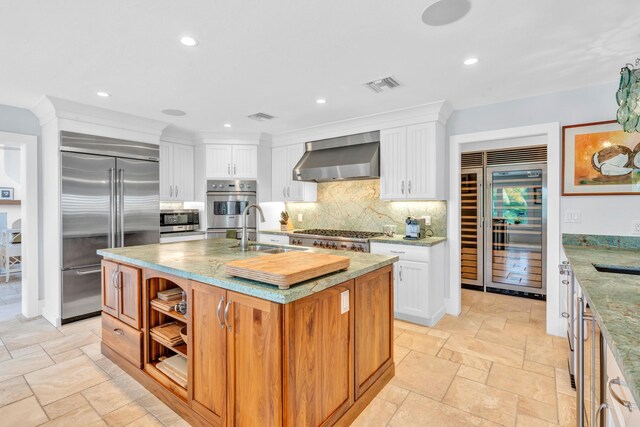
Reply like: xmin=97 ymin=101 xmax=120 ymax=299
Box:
xmin=247 ymin=112 xmax=275 ymax=121
xmin=364 ymin=76 xmax=401 ymax=93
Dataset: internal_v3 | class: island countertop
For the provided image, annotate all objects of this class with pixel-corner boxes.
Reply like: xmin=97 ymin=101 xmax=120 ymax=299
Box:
xmin=562 ymin=237 xmax=640 ymax=406
xmin=97 ymin=238 xmax=398 ymax=304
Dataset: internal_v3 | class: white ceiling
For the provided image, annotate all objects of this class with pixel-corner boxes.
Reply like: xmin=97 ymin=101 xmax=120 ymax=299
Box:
xmin=0 ymin=1 xmax=638 ymax=134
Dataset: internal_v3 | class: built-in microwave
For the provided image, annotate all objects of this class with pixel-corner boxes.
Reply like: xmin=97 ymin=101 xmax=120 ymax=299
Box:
xmin=160 ymin=209 xmax=200 ymax=233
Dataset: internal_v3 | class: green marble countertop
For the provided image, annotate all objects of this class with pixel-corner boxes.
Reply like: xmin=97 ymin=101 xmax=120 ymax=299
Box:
xmin=562 ymin=242 xmax=640 ymax=406
xmin=259 ymin=229 xmax=447 ymax=247
xmin=98 ymin=238 xmax=398 ymax=304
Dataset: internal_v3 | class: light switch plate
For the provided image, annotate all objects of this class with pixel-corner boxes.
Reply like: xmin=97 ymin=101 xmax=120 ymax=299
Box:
xmin=633 ymin=220 xmax=640 ymax=235
xmin=340 ymin=290 xmax=349 ymax=314
xmin=298 ymin=213 xmax=303 ymax=222
xmin=564 ymin=210 xmax=581 ymax=223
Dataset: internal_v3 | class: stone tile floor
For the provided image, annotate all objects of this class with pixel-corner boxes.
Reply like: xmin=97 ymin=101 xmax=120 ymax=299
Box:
xmin=0 ymin=289 xmax=574 ymax=426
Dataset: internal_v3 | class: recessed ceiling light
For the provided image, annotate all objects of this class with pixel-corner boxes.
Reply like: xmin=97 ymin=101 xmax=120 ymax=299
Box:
xmin=316 ymin=98 xmax=327 ymax=104
xmin=96 ymin=91 xmax=111 ymax=97
xmin=224 ymin=123 xmax=231 ymax=128
xmin=422 ymin=0 xmax=471 ymax=26
xmin=464 ymin=57 xmax=479 ymax=65
xmin=161 ymin=109 xmax=186 ymax=116
xmin=179 ymin=36 xmax=199 ymax=47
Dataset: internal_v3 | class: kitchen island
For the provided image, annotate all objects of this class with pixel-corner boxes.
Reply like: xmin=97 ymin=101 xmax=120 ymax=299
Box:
xmin=97 ymin=238 xmax=398 ymax=427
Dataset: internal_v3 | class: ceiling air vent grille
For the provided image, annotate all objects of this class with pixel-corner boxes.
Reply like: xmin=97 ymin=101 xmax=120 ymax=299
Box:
xmin=247 ymin=112 xmax=275 ymax=121
xmin=486 ymin=145 xmax=547 ymax=166
xmin=364 ymin=76 xmax=401 ymax=93
xmin=461 ymin=152 xmax=484 ymax=168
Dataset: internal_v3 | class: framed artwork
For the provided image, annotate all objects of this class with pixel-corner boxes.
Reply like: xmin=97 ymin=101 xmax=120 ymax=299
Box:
xmin=0 ymin=188 xmax=13 ymax=200
xmin=562 ymin=120 xmax=640 ymax=195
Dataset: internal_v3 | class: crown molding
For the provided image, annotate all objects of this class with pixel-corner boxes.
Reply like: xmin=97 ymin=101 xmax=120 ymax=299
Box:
xmin=272 ymin=100 xmax=452 ymax=146
xmin=161 ymin=125 xmax=196 ymax=145
xmin=194 ymin=131 xmax=272 ymax=146
xmin=31 ymin=96 xmax=168 ymax=137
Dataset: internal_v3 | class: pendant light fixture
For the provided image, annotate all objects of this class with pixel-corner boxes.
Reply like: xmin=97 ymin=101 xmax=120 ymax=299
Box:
xmin=616 ymin=59 xmax=640 ymax=133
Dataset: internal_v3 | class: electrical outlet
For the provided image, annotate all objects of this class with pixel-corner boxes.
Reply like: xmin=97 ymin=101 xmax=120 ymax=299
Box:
xmin=633 ymin=220 xmax=640 ymax=235
xmin=564 ymin=210 xmax=581 ymax=223
xmin=421 ymin=215 xmax=431 ymax=225
xmin=298 ymin=213 xmax=303 ymax=222
xmin=340 ymin=290 xmax=350 ymax=314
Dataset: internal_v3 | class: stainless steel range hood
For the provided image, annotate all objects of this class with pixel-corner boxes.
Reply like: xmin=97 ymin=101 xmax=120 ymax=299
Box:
xmin=292 ymin=131 xmax=380 ymax=182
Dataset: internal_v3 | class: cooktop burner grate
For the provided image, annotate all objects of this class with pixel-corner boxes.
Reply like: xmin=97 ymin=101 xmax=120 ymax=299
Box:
xmin=295 ymin=229 xmax=384 ymax=239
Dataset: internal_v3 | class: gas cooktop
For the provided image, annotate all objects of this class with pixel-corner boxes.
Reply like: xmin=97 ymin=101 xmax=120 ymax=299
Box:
xmin=294 ymin=229 xmax=384 ymax=239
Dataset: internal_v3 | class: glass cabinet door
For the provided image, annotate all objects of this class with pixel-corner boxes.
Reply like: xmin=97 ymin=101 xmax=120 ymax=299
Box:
xmin=460 ymin=168 xmax=483 ymax=287
xmin=486 ymin=166 xmax=546 ymax=292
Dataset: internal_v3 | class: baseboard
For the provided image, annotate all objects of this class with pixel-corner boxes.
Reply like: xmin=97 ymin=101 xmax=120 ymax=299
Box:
xmin=395 ymin=306 xmax=446 ymax=327
xmin=41 ymin=306 xmax=61 ymax=327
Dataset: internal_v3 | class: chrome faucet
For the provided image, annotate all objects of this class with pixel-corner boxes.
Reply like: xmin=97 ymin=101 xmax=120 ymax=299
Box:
xmin=241 ymin=204 xmax=265 ymax=250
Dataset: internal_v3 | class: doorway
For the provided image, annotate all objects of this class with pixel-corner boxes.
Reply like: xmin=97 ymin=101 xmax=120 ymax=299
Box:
xmin=448 ymin=123 xmax=562 ymax=337
xmin=0 ymin=131 xmax=39 ymax=320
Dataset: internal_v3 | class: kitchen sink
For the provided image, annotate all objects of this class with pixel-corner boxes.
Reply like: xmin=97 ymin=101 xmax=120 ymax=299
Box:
xmin=229 ymin=244 xmax=308 ymax=254
xmin=592 ymin=263 xmax=640 ymax=276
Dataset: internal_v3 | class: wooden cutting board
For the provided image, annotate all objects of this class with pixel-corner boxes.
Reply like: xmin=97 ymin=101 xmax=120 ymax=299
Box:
xmin=225 ymin=251 xmax=350 ymax=289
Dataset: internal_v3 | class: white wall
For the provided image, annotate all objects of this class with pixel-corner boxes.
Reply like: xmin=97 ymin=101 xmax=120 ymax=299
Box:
xmin=448 ymin=82 xmax=639 ymax=237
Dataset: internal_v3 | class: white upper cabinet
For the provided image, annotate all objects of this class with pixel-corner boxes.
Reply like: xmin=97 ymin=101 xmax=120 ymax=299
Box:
xmin=160 ymin=141 xmax=195 ymax=201
xmin=205 ymin=145 xmax=257 ymax=179
xmin=380 ymin=122 xmax=444 ymax=200
xmin=271 ymin=143 xmax=316 ymax=202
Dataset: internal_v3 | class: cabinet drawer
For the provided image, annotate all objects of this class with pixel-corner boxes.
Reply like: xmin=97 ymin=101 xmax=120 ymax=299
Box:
xmin=370 ymin=242 xmax=430 ymax=262
xmin=102 ymin=313 xmax=142 ymax=368
xmin=257 ymin=233 xmax=289 ymax=245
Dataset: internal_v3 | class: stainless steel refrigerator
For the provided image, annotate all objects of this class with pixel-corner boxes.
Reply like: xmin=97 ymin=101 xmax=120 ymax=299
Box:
xmin=60 ymin=131 xmax=160 ymax=323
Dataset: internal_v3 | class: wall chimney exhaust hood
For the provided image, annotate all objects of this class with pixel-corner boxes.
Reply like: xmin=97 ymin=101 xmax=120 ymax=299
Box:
xmin=292 ymin=131 xmax=380 ymax=182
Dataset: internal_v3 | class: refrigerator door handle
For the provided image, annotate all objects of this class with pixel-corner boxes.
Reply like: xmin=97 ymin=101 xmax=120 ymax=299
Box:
xmin=118 ymin=168 xmax=125 ymax=247
xmin=109 ymin=168 xmax=117 ymax=248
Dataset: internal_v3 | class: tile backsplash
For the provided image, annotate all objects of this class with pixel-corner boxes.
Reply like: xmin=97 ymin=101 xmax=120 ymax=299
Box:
xmin=285 ymin=179 xmax=447 ymax=236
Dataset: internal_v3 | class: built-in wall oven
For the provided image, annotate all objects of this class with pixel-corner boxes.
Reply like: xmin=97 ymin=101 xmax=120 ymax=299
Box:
xmin=206 ymin=180 xmax=257 ymax=240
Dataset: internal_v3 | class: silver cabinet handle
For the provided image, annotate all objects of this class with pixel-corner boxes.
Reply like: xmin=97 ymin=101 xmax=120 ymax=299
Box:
xmin=113 ymin=328 xmax=124 ymax=336
xmin=401 ymin=181 xmax=404 ymax=194
xmin=561 ymin=312 xmax=569 ymax=319
xmin=224 ymin=300 xmax=232 ymax=331
xmin=399 ymin=266 xmax=403 ymax=282
xmin=175 ymin=186 xmax=179 ymax=198
xmin=109 ymin=168 xmax=116 ymax=248
xmin=595 ymin=403 xmax=608 ymax=427
xmin=111 ymin=269 xmax=119 ymax=290
xmin=228 ymin=164 xmax=231 ymax=175
xmin=609 ymin=377 xmax=635 ymax=411
xmin=77 ymin=268 xmax=101 ymax=276
xmin=170 ymin=185 xmax=173 ymax=198
xmin=234 ymin=164 xmax=237 ymax=175
xmin=408 ymin=180 xmax=411 ymax=194
xmin=118 ymin=169 xmax=125 ymax=247
xmin=562 ymin=279 xmax=569 ymax=285
xmin=287 ymin=186 xmax=290 ymax=197
xmin=283 ymin=187 xmax=286 ymax=198
xmin=390 ymin=250 xmax=405 ymax=254
xmin=217 ymin=297 xmax=225 ymax=328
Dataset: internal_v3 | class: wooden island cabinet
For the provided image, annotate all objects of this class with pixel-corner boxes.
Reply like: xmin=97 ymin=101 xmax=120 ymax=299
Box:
xmin=100 ymin=258 xmax=394 ymax=427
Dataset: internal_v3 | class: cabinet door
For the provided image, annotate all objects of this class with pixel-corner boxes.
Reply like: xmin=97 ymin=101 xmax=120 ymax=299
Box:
xmin=232 ymin=146 xmax=257 ymax=179
xmin=189 ymin=281 xmax=227 ymax=425
xmin=283 ymin=280 xmax=354 ymax=426
xmin=271 ymin=146 xmax=287 ymax=202
xmin=117 ymin=264 xmax=141 ymax=330
xmin=101 ymin=260 xmax=119 ymax=318
xmin=226 ymin=291 xmax=282 ymax=426
xmin=173 ymin=143 xmax=194 ymax=201
xmin=205 ymin=145 xmax=233 ymax=178
xmin=405 ymin=123 xmax=437 ymax=199
xmin=355 ymin=266 xmax=393 ymax=399
xmin=286 ymin=144 xmax=304 ymax=201
xmin=380 ymin=127 xmax=407 ymax=199
xmin=159 ymin=142 xmax=173 ymax=200
xmin=395 ymin=260 xmax=429 ymax=319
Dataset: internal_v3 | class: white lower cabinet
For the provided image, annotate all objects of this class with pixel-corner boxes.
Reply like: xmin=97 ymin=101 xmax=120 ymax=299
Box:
xmin=605 ymin=344 xmax=640 ymax=427
xmin=370 ymin=242 xmax=445 ymax=326
xmin=257 ymin=233 xmax=289 ymax=245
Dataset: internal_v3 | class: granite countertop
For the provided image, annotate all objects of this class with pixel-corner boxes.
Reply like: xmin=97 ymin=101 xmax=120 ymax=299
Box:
xmin=259 ymin=229 xmax=447 ymax=247
xmin=98 ymin=238 xmax=397 ymax=304
xmin=562 ymin=237 xmax=640 ymax=406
